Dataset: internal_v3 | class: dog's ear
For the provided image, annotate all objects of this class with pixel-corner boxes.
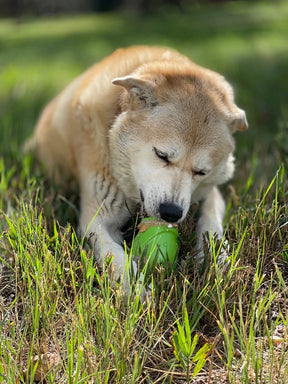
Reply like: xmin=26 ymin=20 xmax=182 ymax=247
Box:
xmin=228 ymin=108 xmax=248 ymax=132
xmin=112 ymin=76 xmax=157 ymax=107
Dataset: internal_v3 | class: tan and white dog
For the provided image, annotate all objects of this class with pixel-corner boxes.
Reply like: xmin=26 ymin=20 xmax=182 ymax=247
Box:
xmin=32 ymin=46 xmax=247 ymax=289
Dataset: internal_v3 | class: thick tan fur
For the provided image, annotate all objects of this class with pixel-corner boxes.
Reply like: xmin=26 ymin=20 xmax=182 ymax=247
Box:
xmin=32 ymin=46 xmax=247 ymax=291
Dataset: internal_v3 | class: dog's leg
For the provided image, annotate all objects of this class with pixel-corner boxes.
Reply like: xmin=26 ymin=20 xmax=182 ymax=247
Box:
xmin=79 ymin=173 xmax=137 ymax=292
xmin=196 ymin=186 xmax=227 ymax=263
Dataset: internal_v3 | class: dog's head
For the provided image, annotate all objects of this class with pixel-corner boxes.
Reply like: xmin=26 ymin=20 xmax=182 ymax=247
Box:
xmin=110 ymin=61 xmax=247 ymax=223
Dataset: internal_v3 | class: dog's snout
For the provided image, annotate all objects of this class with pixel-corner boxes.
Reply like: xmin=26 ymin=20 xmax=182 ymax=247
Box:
xmin=159 ymin=202 xmax=183 ymax=223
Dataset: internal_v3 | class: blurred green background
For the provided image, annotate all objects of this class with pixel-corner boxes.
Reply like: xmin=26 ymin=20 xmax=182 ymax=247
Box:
xmin=1 ymin=0 xmax=288 ymax=188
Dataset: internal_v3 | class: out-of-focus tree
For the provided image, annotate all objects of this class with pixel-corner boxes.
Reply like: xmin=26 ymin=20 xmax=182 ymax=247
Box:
xmin=0 ymin=0 xmax=264 ymax=17
xmin=120 ymin=0 xmax=182 ymax=13
xmin=0 ymin=0 xmax=91 ymax=16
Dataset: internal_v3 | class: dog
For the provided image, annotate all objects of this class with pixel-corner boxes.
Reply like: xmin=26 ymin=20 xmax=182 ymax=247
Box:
xmin=31 ymin=46 xmax=247 ymax=291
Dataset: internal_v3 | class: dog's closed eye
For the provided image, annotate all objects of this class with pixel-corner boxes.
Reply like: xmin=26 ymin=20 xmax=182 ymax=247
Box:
xmin=192 ymin=169 xmax=207 ymax=177
xmin=153 ymin=147 xmax=169 ymax=164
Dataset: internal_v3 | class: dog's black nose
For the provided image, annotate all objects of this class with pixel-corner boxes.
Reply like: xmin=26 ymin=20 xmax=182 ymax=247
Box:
xmin=159 ymin=203 xmax=183 ymax=223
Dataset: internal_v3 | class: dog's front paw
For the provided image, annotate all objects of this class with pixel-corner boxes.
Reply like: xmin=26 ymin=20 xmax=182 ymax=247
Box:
xmin=108 ymin=256 xmax=150 ymax=302
xmin=195 ymin=236 xmax=230 ymax=267
xmin=130 ymin=260 xmax=152 ymax=302
xmin=216 ymin=239 xmax=230 ymax=266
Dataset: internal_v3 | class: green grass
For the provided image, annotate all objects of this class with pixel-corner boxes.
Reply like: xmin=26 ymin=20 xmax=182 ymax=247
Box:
xmin=1 ymin=2 xmax=288 ymax=383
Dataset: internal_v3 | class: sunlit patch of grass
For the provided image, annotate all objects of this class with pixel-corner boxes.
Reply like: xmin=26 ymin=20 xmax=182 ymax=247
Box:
xmin=0 ymin=159 xmax=287 ymax=382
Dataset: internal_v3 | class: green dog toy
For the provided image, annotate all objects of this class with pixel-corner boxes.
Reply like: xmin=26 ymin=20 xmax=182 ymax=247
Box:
xmin=132 ymin=217 xmax=179 ymax=272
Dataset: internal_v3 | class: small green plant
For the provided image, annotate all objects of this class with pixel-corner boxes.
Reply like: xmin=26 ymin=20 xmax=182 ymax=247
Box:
xmin=172 ymin=306 xmax=211 ymax=382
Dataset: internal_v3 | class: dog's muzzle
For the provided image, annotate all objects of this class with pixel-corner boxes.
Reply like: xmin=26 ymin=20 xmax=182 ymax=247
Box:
xmin=159 ymin=202 xmax=183 ymax=223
